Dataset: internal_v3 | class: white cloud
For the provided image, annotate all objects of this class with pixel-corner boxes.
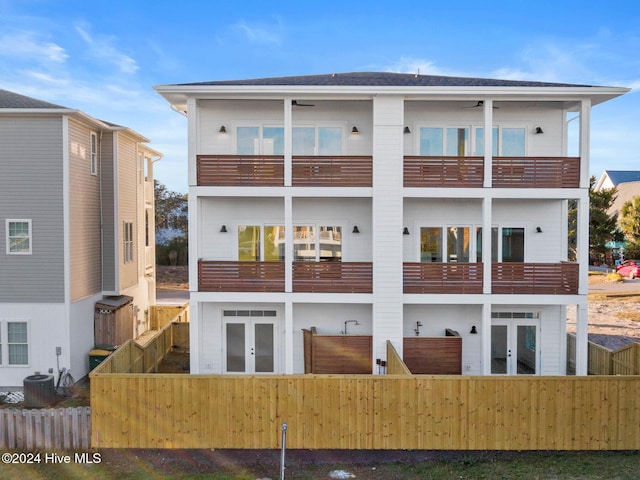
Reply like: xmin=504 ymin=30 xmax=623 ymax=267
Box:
xmin=232 ymin=17 xmax=284 ymax=46
xmin=75 ymin=23 xmax=138 ymax=74
xmin=0 ymin=31 xmax=67 ymax=63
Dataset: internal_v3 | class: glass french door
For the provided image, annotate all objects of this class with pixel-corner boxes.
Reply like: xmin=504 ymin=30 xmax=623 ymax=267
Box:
xmin=491 ymin=321 xmax=539 ymax=375
xmin=224 ymin=315 xmax=276 ymax=374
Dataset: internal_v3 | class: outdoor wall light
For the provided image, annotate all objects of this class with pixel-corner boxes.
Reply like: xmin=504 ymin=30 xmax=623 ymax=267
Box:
xmin=220 ymin=225 xmax=228 ymax=233
xmin=403 ymin=227 xmax=410 ymax=235
xmin=536 ymin=226 xmax=543 ymax=233
xmin=535 ymin=126 xmax=544 ymax=134
xmin=352 ymin=225 xmax=360 ymax=234
xmin=404 ymin=126 xmax=411 ymax=134
xmin=351 ymin=126 xmax=359 ymax=135
xmin=219 ymin=125 xmax=227 ymax=134
xmin=470 ymin=325 xmax=478 ymax=334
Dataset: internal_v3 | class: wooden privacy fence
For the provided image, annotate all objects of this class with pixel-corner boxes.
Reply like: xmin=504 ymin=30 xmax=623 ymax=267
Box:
xmin=567 ymin=333 xmax=640 ymax=375
xmin=93 ymin=321 xmax=189 ymax=374
xmin=0 ymin=407 xmax=91 ymax=450
xmin=150 ymin=304 xmax=189 ymax=330
xmin=90 ymin=374 xmax=640 ymax=450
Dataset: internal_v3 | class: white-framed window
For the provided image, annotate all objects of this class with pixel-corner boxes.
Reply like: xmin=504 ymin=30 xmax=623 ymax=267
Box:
xmin=294 ymin=225 xmax=342 ymax=261
xmin=6 ymin=219 xmax=32 ymax=255
xmin=419 ymin=126 xmax=526 ymax=156
xmin=123 ymin=221 xmax=134 ymax=264
xmin=90 ymin=131 xmax=98 ymax=175
xmin=476 ymin=226 xmax=525 ymax=262
xmin=236 ymin=125 xmax=344 ymax=155
xmin=238 ymin=225 xmax=285 ymax=261
xmin=0 ymin=321 xmax=29 ymax=366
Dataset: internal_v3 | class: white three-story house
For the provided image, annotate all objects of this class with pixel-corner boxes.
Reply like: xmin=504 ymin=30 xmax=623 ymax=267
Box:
xmin=155 ymin=72 xmax=628 ymax=376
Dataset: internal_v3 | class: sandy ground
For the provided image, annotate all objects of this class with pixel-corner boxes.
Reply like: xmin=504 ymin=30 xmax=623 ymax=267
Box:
xmin=566 ymin=274 xmax=640 ymax=350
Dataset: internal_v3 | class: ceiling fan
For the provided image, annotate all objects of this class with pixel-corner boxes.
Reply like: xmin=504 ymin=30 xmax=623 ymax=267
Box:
xmin=464 ymin=100 xmax=499 ymax=109
xmin=292 ymin=100 xmax=315 ymax=107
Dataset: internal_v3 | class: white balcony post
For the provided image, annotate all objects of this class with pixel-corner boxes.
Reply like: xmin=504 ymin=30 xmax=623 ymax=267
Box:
xmin=579 ymin=99 xmax=591 ymax=189
xmin=483 ymin=99 xmax=493 ymax=188
xmin=482 ymin=196 xmax=492 ymax=294
xmin=575 ymin=302 xmax=588 ymax=375
xmin=284 ymin=97 xmax=292 ymax=187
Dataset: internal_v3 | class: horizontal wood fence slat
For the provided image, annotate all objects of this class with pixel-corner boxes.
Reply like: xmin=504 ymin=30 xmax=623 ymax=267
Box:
xmin=403 ymin=262 xmax=483 ymax=293
xmin=293 ymin=261 xmax=373 ymax=293
xmin=403 ymin=337 xmax=462 ymax=374
xmin=197 ymin=155 xmax=284 ymax=186
xmin=292 ymin=156 xmax=372 ymax=186
xmin=404 ymin=156 xmax=484 ymax=187
xmin=492 ymin=157 xmax=580 ymax=188
xmin=492 ymin=262 xmax=578 ymax=294
xmin=302 ymin=329 xmax=372 ymax=374
xmin=199 ymin=260 xmax=285 ymax=292
xmin=0 ymin=407 xmax=91 ymax=451
xmin=90 ymin=375 xmax=640 ymax=450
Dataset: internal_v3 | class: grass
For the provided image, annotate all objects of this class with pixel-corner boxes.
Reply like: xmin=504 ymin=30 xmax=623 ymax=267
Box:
xmin=2 ymin=451 xmax=640 ymax=479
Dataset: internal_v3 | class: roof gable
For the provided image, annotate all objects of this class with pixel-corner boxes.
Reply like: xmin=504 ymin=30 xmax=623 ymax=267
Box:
xmin=605 ymin=170 xmax=640 ymax=186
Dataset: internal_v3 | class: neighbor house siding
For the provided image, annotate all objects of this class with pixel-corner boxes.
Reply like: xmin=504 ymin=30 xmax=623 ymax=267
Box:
xmin=100 ymin=131 xmax=116 ymax=292
xmin=69 ymin=118 xmax=102 ymax=301
xmin=0 ymin=116 xmax=64 ymax=302
xmin=116 ymin=132 xmax=139 ymax=291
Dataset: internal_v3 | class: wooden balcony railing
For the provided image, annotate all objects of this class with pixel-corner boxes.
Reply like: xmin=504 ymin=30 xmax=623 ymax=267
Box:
xmin=404 ymin=156 xmax=484 ymax=187
xmin=197 ymin=155 xmax=284 ymax=186
xmin=293 ymin=261 xmax=373 ymax=293
xmin=403 ymin=263 xmax=483 ymax=294
xmin=492 ymin=157 xmax=580 ymax=188
xmin=492 ymin=262 xmax=579 ymax=294
xmin=198 ymin=260 xmax=285 ymax=292
xmin=292 ymin=156 xmax=372 ymax=187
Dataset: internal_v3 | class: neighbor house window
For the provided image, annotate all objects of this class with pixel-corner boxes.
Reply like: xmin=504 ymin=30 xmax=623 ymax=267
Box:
xmin=294 ymin=225 xmax=341 ymax=261
xmin=238 ymin=225 xmax=285 ymax=261
xmin=90 ymin=132 xmax=98 ymax=175
xmin=6 ymin=219 xmax=32 ymax=255
xmin=7 ymin=322 xmax=28 ymax=365
xmin=123 ymin=221 xmax=134 ymax=263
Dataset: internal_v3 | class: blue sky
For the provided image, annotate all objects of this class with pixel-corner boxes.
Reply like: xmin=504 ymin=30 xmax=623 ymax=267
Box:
xmin=1 ymin=0 xmax=638 ymax=193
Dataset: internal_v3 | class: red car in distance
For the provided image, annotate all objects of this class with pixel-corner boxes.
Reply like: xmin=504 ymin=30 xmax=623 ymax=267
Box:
xmin=616 ymin=259 xmax=640 ymax=279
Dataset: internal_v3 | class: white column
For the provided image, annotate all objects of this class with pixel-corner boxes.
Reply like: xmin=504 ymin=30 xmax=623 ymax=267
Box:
xmin=372 ymin=95 xmax=404 ymax=368
xmin=481 ymin=303 xmax=491 ymax=375
xmin=575 ymin=302 xmax=588 ymax=375
xmin=284 ymin=300 xmax=293 ymax=373
xmin=579 ymin=99 xmax=591 ymax=189
xmin=482 ymin=196 xmax=492 ymax=294
xmin=578 ymin=193 xmax=589 ymax=295
xmin=284 ymin=98 xmax=292 ymax=187
xmin=285 ymin=194 xmax=293 ymax=293
xmin=483 ymin=99 xmax=493 ymax=188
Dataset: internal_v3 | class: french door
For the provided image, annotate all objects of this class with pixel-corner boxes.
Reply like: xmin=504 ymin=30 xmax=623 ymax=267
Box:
xmin=491 ymin=320 xmax=539 ymax=375
xmin=224 ymin=311 xmax=277 ymax=374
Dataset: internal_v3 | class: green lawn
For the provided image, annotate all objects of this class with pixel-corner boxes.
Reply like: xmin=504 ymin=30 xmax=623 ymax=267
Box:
xmin=1 ymin=450 xmax=639 ymax=479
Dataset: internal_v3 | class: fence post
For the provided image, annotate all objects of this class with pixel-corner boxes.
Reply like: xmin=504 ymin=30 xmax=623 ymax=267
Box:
xmin=280 ymin=422 xmax=287 ymax=480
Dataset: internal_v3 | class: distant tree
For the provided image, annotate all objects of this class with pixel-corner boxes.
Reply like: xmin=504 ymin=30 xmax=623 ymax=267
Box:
xmin=569 ymin=177 xmax=619 ymax=263
xmin=619 ymin=196 xmax=640 ymax=258
xmin=154 ymin=181 xmax=188 ymax=234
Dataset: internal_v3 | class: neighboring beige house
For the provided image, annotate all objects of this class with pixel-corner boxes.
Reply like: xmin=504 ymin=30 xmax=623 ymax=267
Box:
xmin=155 ymin=71 xmax=628 ymax=377
xmin=0 ymin=89 xmax=161 ymax=388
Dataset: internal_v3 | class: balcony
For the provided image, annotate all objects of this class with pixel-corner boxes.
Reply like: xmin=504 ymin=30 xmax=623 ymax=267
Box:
xmin=293 ymin=261 xmax=373 ymax=293
xmin=403 ymin=262 xmax=579 ymax=294
xmin=492 ymin=157 xmax=580 ymax=188
xmin=292 ymin=156 xmax=372 ymax=186
xmin=196 ymin=155 xmax=372 ymax=187
xmin=198 ymin=260 xmax=285 ymax=292
xmin=492 ymin=262 xmax=579 ymax=294
xmin=404 ymin=156 xmax=484 ymax=187
xmin=403 ymin=156 xmax=580 ymax=188
xmin=403 ymin=263 xmax=483 ymax=294
xmin=197 ymin=155 xmax=284 ymax=186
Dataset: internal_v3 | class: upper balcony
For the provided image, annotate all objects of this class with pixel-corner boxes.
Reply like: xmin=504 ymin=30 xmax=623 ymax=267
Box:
xmin=403 ymin=156 xmax=580 ymax=188
xmin=197 ymin=155 xmax=373 ymax=187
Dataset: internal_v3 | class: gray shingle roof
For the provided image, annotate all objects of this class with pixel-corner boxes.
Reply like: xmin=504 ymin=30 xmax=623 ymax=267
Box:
xmin=0 ymin=89 xmax=67 ymax=109
xmin=177 ymin=71 xmax=591 ymax=88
